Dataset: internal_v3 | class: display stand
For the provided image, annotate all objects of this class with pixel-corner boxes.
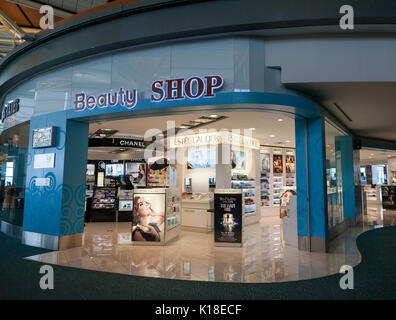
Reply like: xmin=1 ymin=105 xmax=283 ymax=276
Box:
xmin=181 ymin=193 xmax=214 ymax=231
xmin=364 ymin=185 xmax=381 ymax=205
xmin=132 ymin=188 xmax=181 ymax=246
xmin=214 ymin=189 xmax=243 ymax=247
xmin=281 ymin=195 xmax=298 ymax=247
xmin=89 ymin=187 xmax=118 ymax=222
xmin=381 ymin=185 xmax=396 ymax=209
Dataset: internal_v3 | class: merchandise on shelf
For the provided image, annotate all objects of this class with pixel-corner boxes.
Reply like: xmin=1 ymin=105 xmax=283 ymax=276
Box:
xmin=260 ymin=152 xmax=271 ymax=206
xmin=272 ymin=174 xmax=283 ymax=206
xmin=91 ymin=187 xmax=117 ymax=210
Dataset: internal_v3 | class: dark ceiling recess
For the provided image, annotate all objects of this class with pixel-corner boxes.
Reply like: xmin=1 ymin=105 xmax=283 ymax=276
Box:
xmin=333 ymin=102 xmax=353 ymax=122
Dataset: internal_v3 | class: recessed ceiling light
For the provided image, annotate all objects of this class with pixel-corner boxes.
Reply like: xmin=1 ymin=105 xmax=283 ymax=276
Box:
xmin=179 ymin=124 xmax=192 ymax=129
xmin=269 ymin=134 xmax=275 ymax=138
xmin=209 ymin=114 xmax=219 ymax=118
xmin=277 ymin=118 xmax=284 ymax=122
xmin=249 ymin=128 xmax=256 ymax=131
xmin=285 ymin=140 xmax=291 ymax=143
xmin=370 ymin=153 xmax=374 ymax=156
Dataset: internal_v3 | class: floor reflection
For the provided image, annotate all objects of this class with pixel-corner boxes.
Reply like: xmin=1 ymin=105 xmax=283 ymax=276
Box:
xmin=25 ymin=213 xmax=384 ymax=283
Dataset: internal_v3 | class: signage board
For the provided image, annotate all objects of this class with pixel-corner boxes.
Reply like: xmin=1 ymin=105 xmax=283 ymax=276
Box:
xmin=214 ymin=189 xmax=243 ymax=246
xmin=0 ymin=99 xmax=19 ymax=123
xmin=88 ymin=138 xmax=146 ymax=148
xmin=35 ymin=178 xmax=51 ymax=187
xmin=74 ymin=75 xmax=224 ymax=112
xmin=32 ymin=127 xmax=57 ymax=148
xmin=33 ymin=153 xmax=55 ymax=169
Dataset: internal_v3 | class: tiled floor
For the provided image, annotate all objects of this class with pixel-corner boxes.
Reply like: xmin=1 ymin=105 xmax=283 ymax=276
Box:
xmin=25 ymin=212 xmax=386 ymax=283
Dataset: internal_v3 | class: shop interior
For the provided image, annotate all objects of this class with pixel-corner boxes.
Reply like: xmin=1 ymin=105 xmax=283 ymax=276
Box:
xmin=359 ymin=148 xmax=396 ymax=226
xmin=83 ymin=111 xmax=297 ymax=247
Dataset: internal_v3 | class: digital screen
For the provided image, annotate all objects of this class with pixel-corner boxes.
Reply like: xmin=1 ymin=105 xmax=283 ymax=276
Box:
xmin=87 ymin=164 xmax=95 ymax=176
xmin=125 ymin=162 xmax=146 ymax=187
xmin=105 ymin=163 xmax=124 ymax=177
xmin=32 ymin=127 xmax=56 ymax=148
xmin=119 ymin=200 xmax=133 ymax=211
xmin=187 ymin=148 xmax=215 ymax=169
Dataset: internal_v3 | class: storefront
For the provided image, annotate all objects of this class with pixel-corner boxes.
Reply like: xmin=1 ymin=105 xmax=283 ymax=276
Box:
xmin=0 ymin=37 xmax=357 ymax=253
xmin=358 ymin=148 xmax=396 ymax=226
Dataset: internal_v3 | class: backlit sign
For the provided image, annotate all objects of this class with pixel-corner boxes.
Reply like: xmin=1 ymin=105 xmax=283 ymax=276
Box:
xmin=74 ymin=75 xmax=224 ymax=112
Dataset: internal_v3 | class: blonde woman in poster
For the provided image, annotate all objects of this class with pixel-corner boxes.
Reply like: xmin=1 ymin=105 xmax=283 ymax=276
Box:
xmin=132 ymin=195 xmax=165 ymax=242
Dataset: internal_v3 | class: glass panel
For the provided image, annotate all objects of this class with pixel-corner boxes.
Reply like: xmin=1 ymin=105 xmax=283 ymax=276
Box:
xmin=0 ymin=122 xmax=29 ymax=227
xmin=325 ymin=121 xmax=346 ymax=229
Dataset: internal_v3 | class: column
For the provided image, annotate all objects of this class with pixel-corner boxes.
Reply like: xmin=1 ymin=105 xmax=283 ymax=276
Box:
xmin=22 ymin=111 xmax=88 ymax=250
xmin=295 ymin=117 xmax=328 ymax=252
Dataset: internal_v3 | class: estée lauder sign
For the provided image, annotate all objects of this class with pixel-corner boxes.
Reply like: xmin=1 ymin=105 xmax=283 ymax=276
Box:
xmin=74 ymin=75 xmax=223 ymax=112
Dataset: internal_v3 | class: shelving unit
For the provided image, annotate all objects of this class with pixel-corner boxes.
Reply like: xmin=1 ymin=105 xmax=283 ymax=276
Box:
xmin=91 ymin=187 xmax=117 ymax=210
xmin=272 ymin=175 xmax=283 ymax=206
xmin=260 ymin=152 xmax=271 ymax=206
xmin=231 ymin=179 xmax=256 ymax=216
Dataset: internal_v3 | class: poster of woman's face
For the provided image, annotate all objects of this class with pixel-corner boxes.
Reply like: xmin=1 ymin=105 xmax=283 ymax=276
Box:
xmin=273 ymin=155 xmax=283 ymax=173
xmin=125 ymin=162 xmax=146 ymax=187
xmin=286 ymin=155 xmax=295 ymax=173
xmin=132 ymin=193 xmax=165 ymax=242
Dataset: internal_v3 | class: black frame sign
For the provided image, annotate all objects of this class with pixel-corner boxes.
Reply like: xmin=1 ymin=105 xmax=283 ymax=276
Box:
xmin=32 ymin=126 xmax=57 ymax=148
xmin=88 ymin=138 xmax=146 ymax=148
xmin=214 ymin=189 xmax=243 ymax=247
xmin=0 ymin=98 xmax=20 ymax=123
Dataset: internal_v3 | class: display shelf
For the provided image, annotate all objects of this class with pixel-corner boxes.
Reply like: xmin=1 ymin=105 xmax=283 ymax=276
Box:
xmin=91 ymin=187 xmax=117 ymax=210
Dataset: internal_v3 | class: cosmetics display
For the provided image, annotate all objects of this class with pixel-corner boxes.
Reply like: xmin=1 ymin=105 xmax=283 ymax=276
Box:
xmin=131 ymin=188 xmax=182 ymax=245
xmin=260 ymin=153 xmax=271 ymax=206
xmin=166 ymin=188 xmax=181 ymax=231
xmin=364 ymin=185 xmax=381 ymax=205
xmin=272 ymin=174 xmax=283 ymax=206
xmin=230 ymin=175 xmax=256 ymax=216
xmin=243 ymin=188 xmax=256 ymax=215
xmin=148 ymin=168 xmax=169 ymax=187
xmin=147 ymin=157 xmax=170 ymax=187
xmin=381 ymin=185 xmax=396 ymax=209
xmin=91 ymin=187 xmax=117 ymax=210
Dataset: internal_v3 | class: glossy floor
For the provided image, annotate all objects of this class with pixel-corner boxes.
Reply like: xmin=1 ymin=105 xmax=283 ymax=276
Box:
xmin=25 ymin=214 xmax=383 ymax=283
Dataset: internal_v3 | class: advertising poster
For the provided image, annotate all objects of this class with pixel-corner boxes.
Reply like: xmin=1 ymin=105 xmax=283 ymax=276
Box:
xmin=125 ymin=162 xmax=147 ymax=187
xmin=273 ymin=154 xmax=283 ymax=173
xmin=214 ymin=192 xmax=242 ymax=245
xmin=260 ymin=153 xmax=270 ymax=172
xmin=187 ymin=148 xmax=215 ymax=169
xmin=231 ymin=150 xmax=245 ymax=170
xmin=285 ymin=155 xmax=295 ymax=173
xmin=280 ymin=189 xmax=297 ymax=218
xmin=105 ymin=163 xmax=124 ymax=176
xmin=132 ymin=192 xmax=165 ymax=242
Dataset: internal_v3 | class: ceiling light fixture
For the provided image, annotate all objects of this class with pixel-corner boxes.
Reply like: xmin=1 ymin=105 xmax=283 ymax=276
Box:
xmin=209 ymin=114 xmax=219 ymax=118
xmin=277 ymin=118 xmax=284 ymax=122
xmin=269 ymin=134 xmax=275 ymax=138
